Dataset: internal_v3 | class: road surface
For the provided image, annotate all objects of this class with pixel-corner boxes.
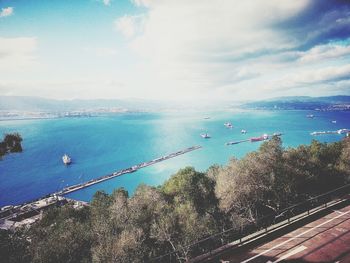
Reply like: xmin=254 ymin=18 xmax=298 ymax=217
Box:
xmin=220 ymin=204 xmax=350 ymax=262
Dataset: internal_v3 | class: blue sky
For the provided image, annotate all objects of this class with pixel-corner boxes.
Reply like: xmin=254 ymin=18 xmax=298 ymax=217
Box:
xmin=1 ymin=0 xmax=350 ymax=101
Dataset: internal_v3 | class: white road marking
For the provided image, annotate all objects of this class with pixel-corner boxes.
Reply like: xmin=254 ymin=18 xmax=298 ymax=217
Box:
xmin=265 ymin=246 xmax=307 ymax=263
xmin=241 ymin=209 xmax=350 ymax=263
xmin=333 ymin=210 xmax=345 ymax=215
xmin=271 ymin=245 xmax=307 ymax=263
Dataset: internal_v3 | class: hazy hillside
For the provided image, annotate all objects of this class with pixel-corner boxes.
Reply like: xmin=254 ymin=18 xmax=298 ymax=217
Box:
xmin=243 ymin=96 xmax=350 ymax=110
xmin=0 ymin=96 xmax=167 ymax=112
xmin=1 ymin=95 xmax=350 ymax=112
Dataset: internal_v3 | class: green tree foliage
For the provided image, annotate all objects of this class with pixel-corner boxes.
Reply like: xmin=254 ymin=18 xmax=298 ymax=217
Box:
xmin=215 ymin=136 xmax=283 ymax=224
xmin=0 ymin=133 xmax=23 ymax=158
xmin=162 ymin=167 xmax=218 ymax=215
xmin=0 ymin=229 xmax=31 ymax=263
xmin=338 ymin=137 xmax=350 ymax=181
xmin=28 ymin=205 xmax=92 ymax=263
xmin=215 ymin=136 xmax=347 ymax=226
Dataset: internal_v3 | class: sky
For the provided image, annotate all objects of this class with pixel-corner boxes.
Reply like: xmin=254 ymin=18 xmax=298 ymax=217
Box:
xmin=0 ymin=0 xmax=350 ymax=101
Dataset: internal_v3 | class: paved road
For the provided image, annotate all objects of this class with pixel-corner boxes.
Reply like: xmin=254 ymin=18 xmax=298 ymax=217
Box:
xmin=220 ymin=204 xmax=350 ymax=262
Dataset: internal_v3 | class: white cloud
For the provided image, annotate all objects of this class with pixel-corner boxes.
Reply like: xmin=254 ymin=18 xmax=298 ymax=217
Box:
xmin=214 ymin=63 xmax=350 ymax=100
xmin=0 ymin=7 xmax=13 ymax=18
xmin=114 ymin=15 xmax=145 ymax=38
xmin=288 ymin=64 xmax=350 ymax=85
xmin=299 ymin=43 xmax=350 ymax=63
xmin=0 ymin=78 xmax=127 ymax=100
xmin=103 ymin=0 xmax=111 ymax=6
xmin=130 ymin=0 xmax=309 ymax=57
xmin=131 ymin=0 xmax=154 ymax=7
xmin=83 ymin=47 xmax=118 ymax=57
xmin=120 ymin=0 xmax=314 ymax=100
xmin=4 ymin=1 xmax=350 ymax=101
xmin=96 ymin=0 xmax=112 ymax=6
xmin=0 ymin=37 xmax=38 ymax=71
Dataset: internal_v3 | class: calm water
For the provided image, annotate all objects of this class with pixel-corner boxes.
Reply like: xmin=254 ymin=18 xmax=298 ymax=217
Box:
xmin=0 ymin=110 xmax=349 ymax=206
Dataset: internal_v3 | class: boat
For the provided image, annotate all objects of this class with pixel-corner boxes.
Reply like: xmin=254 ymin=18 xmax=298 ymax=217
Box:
xmin=224 ymin=122 xmax=233 ymax=128
xmin=241 ymin=129 xmax=247 ymax=134
xmin=306 ymin=114 xmax=315 ymax=118
xmin=250 ymin=137 xmax=263 ymax=142
xmin=250 ymin=134 xmax=269 ymax=142
xmin=331 ymin=120 xmax=337 ymax=124
xmin=62 ymin=154 xmax=72 ymax=165
xmin=273 ymin=132 xmax=282 ymax=136
xmin=226 ymin=141 xmax=241 ymax=145
xmin=200 ymin=133 xmax=211 ymax=139
xmin=337 ymin=129 xmax=349 ymax=134
xmin=204 ymin=117 xmax=210 ymax=119
xmin=311 ymin=131 xmax=335 ymax=136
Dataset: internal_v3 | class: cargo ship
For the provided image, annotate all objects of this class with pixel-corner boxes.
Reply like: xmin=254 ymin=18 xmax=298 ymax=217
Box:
xmin=250 ymin=134 xmax=269 ymax=142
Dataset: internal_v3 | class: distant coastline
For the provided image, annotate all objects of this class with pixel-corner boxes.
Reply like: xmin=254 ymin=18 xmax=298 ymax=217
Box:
xmin=1 ymin=94 xmax=350 ymax=121
xmin=242 ymin=95 xmax=350 ymax=111
xmin=0 ymin=109 xmax=135 ymax=121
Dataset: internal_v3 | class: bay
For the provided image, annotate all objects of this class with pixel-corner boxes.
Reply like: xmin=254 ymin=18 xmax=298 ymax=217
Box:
xmin=0 ymin=110 xmax=349 ymax=206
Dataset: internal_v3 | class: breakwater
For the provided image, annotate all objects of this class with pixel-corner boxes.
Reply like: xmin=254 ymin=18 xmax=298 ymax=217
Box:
xmin=56 ymin=145 xmax=202 ymax=196
xmin=225 ymin=133 xmax=283 ymax=146
xmin=310 ymin=128 xmax=349 ymax=136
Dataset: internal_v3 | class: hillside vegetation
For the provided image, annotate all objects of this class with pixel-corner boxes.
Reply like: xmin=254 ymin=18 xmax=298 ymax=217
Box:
xmin=0 ymin=133 xmax=23 ymax=159
xmin=1 ymin=136 xmax=350 ymax=262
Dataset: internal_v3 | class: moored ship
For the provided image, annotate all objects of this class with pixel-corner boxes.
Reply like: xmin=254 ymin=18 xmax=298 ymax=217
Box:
xmin=200 ymin=133 xmax=211 ymax=139
xmin=62 ymin=154 xmax=72 ymax=165
xmin=250 ymin=134 xmax=269 ymax=142
xmin=224 ymin=122 xmax=233 ymax=128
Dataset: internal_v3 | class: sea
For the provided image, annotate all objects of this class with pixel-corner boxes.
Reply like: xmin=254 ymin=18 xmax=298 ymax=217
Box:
xmin=0 ymin=110 xmax=349 ymax=207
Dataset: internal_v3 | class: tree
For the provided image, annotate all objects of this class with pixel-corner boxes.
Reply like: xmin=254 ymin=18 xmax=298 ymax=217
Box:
xmin=29 ymin=205 xmax=92 ymax=263
xmin=162 ymin=167 xmax=218 ymax=216
xmin=0 ymin=229 xmax=31 ymax=263
xmin=338 ymin=137 xmax=350 ymax=181
xmin=0 ymin=133 xmax=23 ymax=158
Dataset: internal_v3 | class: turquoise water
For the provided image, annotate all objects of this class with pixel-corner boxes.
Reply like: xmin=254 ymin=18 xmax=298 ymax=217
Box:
xmin=0 ymin=110 xmax=349 ymax=206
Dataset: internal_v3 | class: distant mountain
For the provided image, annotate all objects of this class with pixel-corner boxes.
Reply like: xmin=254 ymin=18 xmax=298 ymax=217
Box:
xmin=2 ymin=95 xmax=350 ymax=113
xmin=0 ymin=96 xmax=236 ymax=113
xmin=242 ymin=96 xmax=350 ymax=110
xmin=0 ymin=96 xmax=168 ymax=112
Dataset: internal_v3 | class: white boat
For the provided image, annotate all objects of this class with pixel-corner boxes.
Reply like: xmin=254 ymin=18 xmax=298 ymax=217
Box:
xmin=241 ymin=129 xmax=247 ymax=134
xmin=338 ymin=129 xmax=349 ymax=134
xmin=62 ymin=154 xmax=72 ymax=165
xmin=306 ymin=114 xmax=314 ymax=118
xmin=224 ymin=122 xmax=233 ymax=128
xmin=200 ymin=133 xmax=211 ymax=139
xmin=273 ymin=132 xmax=282 ymax=136
xmin=331 ymin=120 xmax=337 ymax=124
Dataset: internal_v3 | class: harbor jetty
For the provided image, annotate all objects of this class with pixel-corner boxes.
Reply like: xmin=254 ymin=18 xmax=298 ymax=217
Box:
xmin=226 ymin=139 xmax=250 ymax=145
xmin=0 ymin=146 xmax=201 ymax=228
xmin=226 ymin=133 xmax=283 ymax=146
xmin=310 ymin=128 xmax=349 ymax=136
xmin=57 ymin=145 xmax=202 ymax=196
